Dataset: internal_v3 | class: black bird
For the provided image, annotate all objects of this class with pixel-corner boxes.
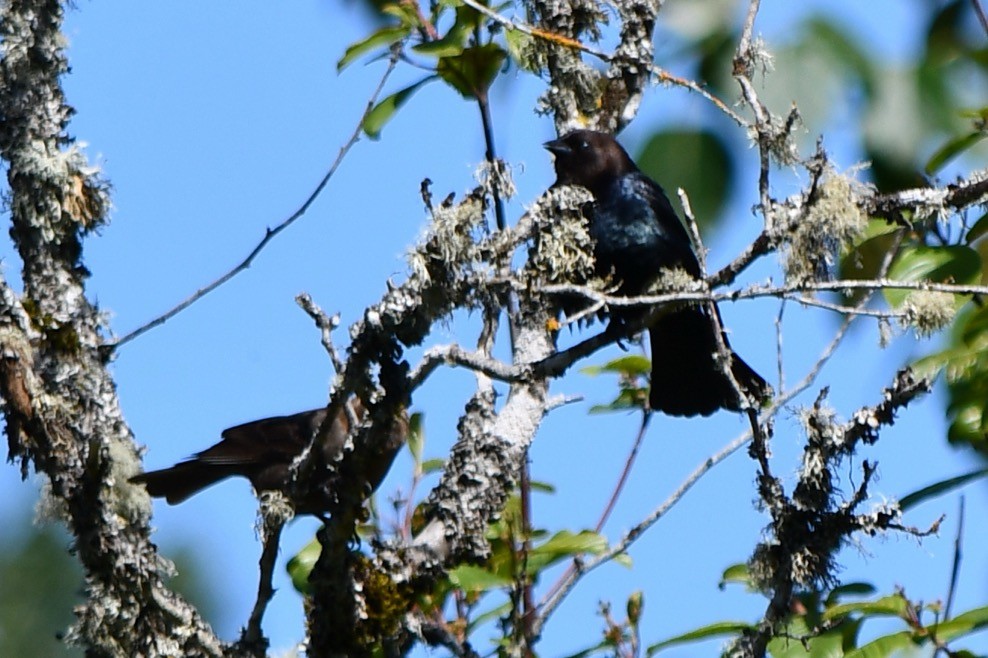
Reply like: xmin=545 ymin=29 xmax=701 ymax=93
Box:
xmin=544 ymin=129 xmax=769 ymax=416
xmin=130 ymin=400 xmax=407 ymax=513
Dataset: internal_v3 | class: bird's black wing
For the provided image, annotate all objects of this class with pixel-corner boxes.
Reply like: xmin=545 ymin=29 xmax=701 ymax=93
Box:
xmin=623 ymin=172 xmax=701 ymax=278
xmin=591 ymin=173 xmax=701 ymax=295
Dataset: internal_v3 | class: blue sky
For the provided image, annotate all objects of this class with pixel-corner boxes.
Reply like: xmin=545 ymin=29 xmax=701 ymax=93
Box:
xmin=1 ymin=1 xmax=986 ymax=655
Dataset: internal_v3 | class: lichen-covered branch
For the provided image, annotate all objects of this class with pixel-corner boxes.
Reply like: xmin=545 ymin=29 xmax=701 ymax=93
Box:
xmin=528 ymin=0 xmax=664 ymax=132
xmin=298 ymin=168 xmax=561 ymax=654
xmin=732 ymin=369 xmax=932 ymax=657
xmin=0 ymin=1 xmax=223 ymax=655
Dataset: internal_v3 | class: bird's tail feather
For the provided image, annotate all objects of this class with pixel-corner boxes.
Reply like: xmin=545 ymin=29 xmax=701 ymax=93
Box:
xmin=647 ymin=307 xmax=769 ymax=417
xmin=131 ymin=463 xmax=237 ymax=504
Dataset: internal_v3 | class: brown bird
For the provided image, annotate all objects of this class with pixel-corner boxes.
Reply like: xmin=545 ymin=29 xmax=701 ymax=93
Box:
xmin=545 ymin=129 xmax=770 ymax=416
xmin=130 ymin=400 xmax=406 ymax=512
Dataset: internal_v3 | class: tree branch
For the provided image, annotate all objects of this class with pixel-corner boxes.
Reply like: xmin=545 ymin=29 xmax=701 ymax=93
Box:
xmin=109 ymin=47 xmax=403 ymax=352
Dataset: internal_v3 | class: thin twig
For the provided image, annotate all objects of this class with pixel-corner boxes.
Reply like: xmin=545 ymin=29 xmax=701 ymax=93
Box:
xmin=709 ymin=230 xmax=774 ymax=288
xmin=475 ymin=73 xmax=535 ymax=652
xmin=538 ymin=410 xmax=651 ymax=611
xmin=775 ymin=300 xmax=785 ymax=392
xmin=972 ymin=0 xmax=988 ymax=38
xmin=534 ymin=287 xmax=867 ymax=632
xmin=401 ymin=0 xmax=439 ymax=40
xmin=110 ymin=48 xmax=403 ymax=351
xmin=733 ymin=0 xmax=777 ymax=232
xmin=652 ymin=66 xmax=746 ymax=127
xmin=459 ymin=0 xmax=609 ymax=60
xmin=944 ymin=496 xmax=964 ymax=621
xmin=296 ymin=292 xmax=345 ymax=375
xmin=239 ymin=511 xmax=288 ymax=655
xmin=543 ymin=277 xmax=988 ymax=308
xmin=678 ymin=188 xmax=752 ymax=411
xmin=785 ymin=294 xmax=905 ymax=318
xmin=596 ymin=411 xmax=651 ymax=533
xmin=457 ymin=0 xmax=745 ymax=128
xmin=534 ymin=426 xmax=751 ymax=632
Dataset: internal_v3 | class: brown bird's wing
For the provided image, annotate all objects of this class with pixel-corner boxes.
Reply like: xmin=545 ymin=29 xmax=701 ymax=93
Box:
xmin=130 ymin=400 xmax=409 ymax=511
xmin=131 ymin=408 xmax=329 ymax=504
xmin=197 ymin=408 xmax=328 ymax=465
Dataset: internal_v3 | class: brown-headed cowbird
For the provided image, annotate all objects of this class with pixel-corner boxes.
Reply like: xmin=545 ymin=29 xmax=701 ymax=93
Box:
xmin=544 ymin=129 xmax=769 ymax=416
xmin=130 ymin=399 xmax=406 ymax=513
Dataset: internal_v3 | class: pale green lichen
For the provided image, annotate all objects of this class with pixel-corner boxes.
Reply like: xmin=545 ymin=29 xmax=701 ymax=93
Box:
xmin=784 ymin=173 xmax=869 ymax=284
xmin=406 ymin=191 xmax=487 ymax=284
xmin=650 ymin=267 xmax=702 ymax=294
xmin=474 ymin=159 xmax=517 ymax=201
xmin=899 ymin=290 xmax=955 ymax=338
xmin=528 ymin=186 xmax=596 ymax=286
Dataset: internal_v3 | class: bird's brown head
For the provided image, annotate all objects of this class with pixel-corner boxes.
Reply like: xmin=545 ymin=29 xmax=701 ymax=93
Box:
xmin=544 ymin=129 xmax=637 ymax=196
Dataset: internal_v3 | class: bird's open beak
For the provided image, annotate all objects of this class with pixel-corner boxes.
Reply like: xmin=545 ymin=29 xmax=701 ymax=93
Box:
xmin=543 ymin=138 xmax=571 ymax=156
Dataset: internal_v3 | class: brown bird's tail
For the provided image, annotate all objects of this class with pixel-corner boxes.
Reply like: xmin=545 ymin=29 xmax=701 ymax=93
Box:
xmin=130 ymin=463 xmax=244 ymax=505
xmin=129 ymin=403 xmax=410 ymax=513
xmin=647 ymin=307 xmax=769 ymax=417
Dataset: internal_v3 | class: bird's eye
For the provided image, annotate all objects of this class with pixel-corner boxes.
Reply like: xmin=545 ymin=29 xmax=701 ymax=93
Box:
xmin=578 ymin=140 xmax=590 ymax=151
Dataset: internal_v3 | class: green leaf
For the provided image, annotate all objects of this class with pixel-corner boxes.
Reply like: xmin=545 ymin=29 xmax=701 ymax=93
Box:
xmin=844 ymin=630 xmax=915 ymax=658
xmin=646 ymin=621 xmax=753 ymax=655
xmin=421 ymin=457 xmax=446 ymax=474
xmin=561 ymin=639 xmax=615 ymax=658
xmin=286 ymin=538 xmax=321 ymax=595
xmin=898 ymin=468 xmax=988 ymax=511
xmin=587 ymin=387 xmax=648 ymax=414
xmin=582 ymin=355 xmax=652 ymax=377
xmin=802 ymin=17 xmax=877 ymax=98
xmin=525 ymin=530 xmax=608 ymax=573
xmin=338 ymin=25 xmax=410 ymax=71
xmin=467 ymin=600 xmax=512 ymax=633
xmin=928 ymin=605 xmax=988 ymax=641
xmin=447 ymin=564 xmax=513 ymax=593
xmin=612 ymin=552 xmax=633 ymax=568
xmin=362 ymin=77 xmax=435 ymax=139
xmin=505 ymin=28 xmax=538 ymax=71
xmin=636 ymin=129 xmax=735 ymax=232
xmin=406 ymin=412 xmax=424 ymax=464
xmin=718 ymin=563 xmax=751 ymax=589
xmin=534 ymin=529 xmax=607 ymax=556
xmin=884 ymin=245 xmax=981 ymax=308
xmin=412 ymin=38 xmax=465 ymax=58
xmin=529 ymin=479 xmax=557 ymax=494
xmin=965 ymin=212 xmax=988 ymax=244
xmin=922 ymin=304 xmax=988 ymax=453
xmin=380 ymin=2 xmax=421 ymax=23
xmin=959 ymin=107 xmax=988 ymax=121
xmin=839 ymin=223 xmax=905 ymax=305
xmin=488 ymin=530 xmax=611 ymax=577
xmin=412 ymin=5 xmax=480 ymax=57
xmin=769 ymin=615 xmax=860 ymax=658
xmin=822 ymin=595 xmax=909 ymax=622
xmin=824 ymin=582 xmax=878 ymax=607
xmin=926 ymin=131 xmax=988 ymax=174
xmin=437 ymin=43 xmax=507 ymax=99
xmin=627 ymin=591 xmax=644 ymax=626
xmin=910 ymin=349 xmax=952 ymax=382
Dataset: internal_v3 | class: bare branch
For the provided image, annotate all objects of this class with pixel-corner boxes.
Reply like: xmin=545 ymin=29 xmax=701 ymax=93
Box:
xmin=974 ymin=0 xmax=988 ymax=38
xmin=409 ymin=343 xmax=524 ymax=388
xmin=0 ymin=1 xmax=223 ymax=653
xmin=945 ymin=497 xmax=965 ymax=622
xmin=238 ymin=493 xmax=294 ymax=655
xmin=296 ymin=292 xmax=346 ymax=375
xmin=110 ymin=47 xmax=403 ymax=351
xmin=544 ymin=277 xmax=988 ymax=308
